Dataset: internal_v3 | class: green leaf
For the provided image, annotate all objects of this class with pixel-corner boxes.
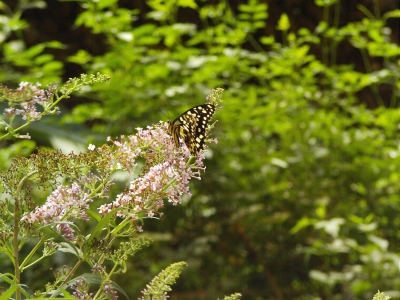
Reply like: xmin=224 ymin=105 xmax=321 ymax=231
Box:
xmin=68 ymin=49 xmax=93 ymax=64
xmin=0 ymin=285 xmax=19 ymax=300
xmin=34 ymin=54 xmax=53 ymax=65
xmin=0 ymin=273 xmax=16 ymax=285
xmin=98 ymin=0 xmax=118 ymax=10
xmin=277 ymin=13 xmax=290 ymax=31
xmin=290 ymin=217 xmax=317 ymax=234
xmin=177 ymin=0 xmax=197 ymax=9
xmin=383 ymin=9 xmax=400 ymax=21
xmin=57 ymin=242 xmax=83 ymax=256
xmin=86 ymin=209 xmax=117 ymax=245
xmin=42 ymin=61 xmax=63 ymax=72
xmin=39 ymin=225 xmax=81 ymax=257
xmin=314 ymin=218 xmax=345 ymax=238
xmin=315 ymin=0 xmax=337 ymax=7
xmin=45 ymin=40 xmax=65 ymax=49
xmin=23 ymin=44 xmax=46 ymax=58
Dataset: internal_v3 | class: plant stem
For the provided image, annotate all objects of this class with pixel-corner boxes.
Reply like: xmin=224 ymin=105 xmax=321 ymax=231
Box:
xmin=13 ymin=171 xmax=38 ymax=300
xmin=13 ymin=199 xmax=21 ymax=300
xmin=19 ymin=237 xmax=46 ymax=271
xmin=330 ymin=0 xmax=341 ymax=66
xmin=321 ymin=5 xmax=330 ymax=65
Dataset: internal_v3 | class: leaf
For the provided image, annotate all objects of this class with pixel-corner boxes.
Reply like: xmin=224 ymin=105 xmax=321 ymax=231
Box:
xmin=98 ymin=0 xmax=118 ymax=10
xmin=23 ymin=44 xmax=46 ymax=58
xmin=368 ymin=235 xmax=388 ymax=251
xmin=0 ymin=285 xmax=19 ymax=300
xmin=86 ymin=209 xmax=117 ymax=245
xmin=383 ymin=9 xmax=400 ymax=21
xmin=45 ymin=40 xmax=65 ymax=49
xmin=177 ymin=0 xmax=197 ymax=9
xmin=314 ymin=218 xmax=345 ymax=238
xmin=290 ymin=217 xmax=317 ymax=234
xmin=57 ymin=242 xmax=83 ymax=256
xmin=277 ymin=13 xmax=290 ymax=31
xmin=39 ymin=225 xmax=81 ymax=257
xmin=270 ymin=157 xmax=288 ymax=168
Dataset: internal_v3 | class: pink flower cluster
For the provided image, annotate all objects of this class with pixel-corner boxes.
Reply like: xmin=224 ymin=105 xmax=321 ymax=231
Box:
xmin=20 ymin=121 xmax=212 ymax=239
xmin=99 ymin=124 xmax=207 ymax=220
xmin=3 ymin=82 xmax=57 ymax=121
xmin=70 ymin=278 xmax=93 ymax=299
xmin=21 ymin=182 xmax=93 ymax=241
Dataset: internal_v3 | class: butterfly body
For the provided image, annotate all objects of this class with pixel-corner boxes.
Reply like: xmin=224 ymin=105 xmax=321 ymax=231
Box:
xmin=167 ymin=104 xmax=215 ymax=156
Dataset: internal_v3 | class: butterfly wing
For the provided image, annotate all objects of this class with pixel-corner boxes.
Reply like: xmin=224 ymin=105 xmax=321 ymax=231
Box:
xmin=168 ymin=104 xmax=215 ymax=155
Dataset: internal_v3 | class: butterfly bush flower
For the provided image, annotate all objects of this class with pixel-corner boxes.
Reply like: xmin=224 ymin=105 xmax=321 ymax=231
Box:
xmin=99 ymin=123 xmax=209 ymax=220
xmin=20 ymin=88 xmax=223 ymax=240
xmin=21 ymin=182 xmax=93 ymax=241
xmin=99 ymin=88 xmax=223 ymax=223
xmin=70 ymin=278 xmax=93 ymax=300
xmin=92 ymin=264 xmax=107 ymax=275
xmin=103 ymin=281 xmax=118 ymax=300
xmin=3 ymin=82 xmax=58 ymax=121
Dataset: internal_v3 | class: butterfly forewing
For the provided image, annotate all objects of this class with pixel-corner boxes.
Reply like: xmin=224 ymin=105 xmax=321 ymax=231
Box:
xmin=168 ymin=104 xmax=215 ymax=155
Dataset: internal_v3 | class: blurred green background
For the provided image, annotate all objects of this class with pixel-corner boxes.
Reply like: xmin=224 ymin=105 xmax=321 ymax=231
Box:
xmin=0 ymin=0 xmax=399 ymax=299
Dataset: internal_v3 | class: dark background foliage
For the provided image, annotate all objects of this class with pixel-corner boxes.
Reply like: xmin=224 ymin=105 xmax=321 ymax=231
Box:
xmin=0 ymin=0 xmax=399 ymax=299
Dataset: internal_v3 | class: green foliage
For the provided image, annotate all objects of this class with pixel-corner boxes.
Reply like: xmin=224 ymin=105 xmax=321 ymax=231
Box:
xmin=0 ymin=0 xmax=64 ymax=85
xmin=2 ymin=41 xmax=64 ymax=85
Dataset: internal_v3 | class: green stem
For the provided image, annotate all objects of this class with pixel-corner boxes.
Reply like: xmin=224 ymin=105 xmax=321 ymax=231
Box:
xmin=372 ymin=0 xmax=381 ymax=19
xmin=58 ymin=258 xmax=85 ymax=287
xmin=0 ymin=121 xmax=31 ymax=140
xmin=13 ymin=200 xmax=21 ymax=300
xmin=282 ymin=29 xmax=287 ymax=46
xmin=19 ymin=236 xmax=46 ymax=270
xmin=21 ymin=249 xmax=52 ymax=270
xmin=330 ymin=0 xmax=341 ymax=66
xmin=357 ymin=4 xmax=375 ymax=20
xmin=321 ymin=5 xmax=330 ymax=65
xmin=92 ymin=263 xmax=119 ymax=300
xmin=13 ymin=170 xmax=38 ymax=300
xmin=359 ymin=48 xmax=384 ymax=106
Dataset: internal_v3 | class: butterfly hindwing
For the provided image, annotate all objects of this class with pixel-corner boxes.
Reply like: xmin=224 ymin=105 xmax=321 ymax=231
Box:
xmin=168 ymin=104 xmax=215 ymax=155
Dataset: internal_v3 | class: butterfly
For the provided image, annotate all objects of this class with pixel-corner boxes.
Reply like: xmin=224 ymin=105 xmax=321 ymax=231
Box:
xmin=167 ymin=104 xmax=215 ymax=156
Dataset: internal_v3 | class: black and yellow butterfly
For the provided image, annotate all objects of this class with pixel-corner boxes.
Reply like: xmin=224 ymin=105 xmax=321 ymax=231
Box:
xmin=167 ymin=104 xmax=215 ymax=156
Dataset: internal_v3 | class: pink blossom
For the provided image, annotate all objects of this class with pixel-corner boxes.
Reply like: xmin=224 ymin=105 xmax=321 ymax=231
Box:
xmin=21 ymin=182 xmax=93 ymax=241
xmin=98 ymin=123 xmax=209 ymax=221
